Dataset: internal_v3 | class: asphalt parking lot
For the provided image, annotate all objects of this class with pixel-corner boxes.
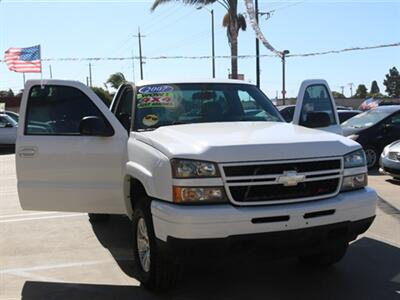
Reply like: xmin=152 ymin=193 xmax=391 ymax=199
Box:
xmin=1 ymin=152 xmax=399 ymax=300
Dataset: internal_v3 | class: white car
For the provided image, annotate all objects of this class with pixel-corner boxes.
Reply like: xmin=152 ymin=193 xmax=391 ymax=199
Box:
xmin=380 ymin=140 xmax=400 ymax=180
xmin=0 ymin=113 xmax=17 ymax=147
xmin=15 ymin=79 xmax=377 ymax=291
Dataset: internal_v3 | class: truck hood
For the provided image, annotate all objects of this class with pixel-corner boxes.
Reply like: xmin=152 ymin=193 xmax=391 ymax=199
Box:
xmin=134 ymin=122 xmax=360 ymax=162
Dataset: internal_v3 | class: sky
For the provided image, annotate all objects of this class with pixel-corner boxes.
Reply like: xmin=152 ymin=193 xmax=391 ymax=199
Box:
xmin=0 ymin=0 xmax=399 ymax=98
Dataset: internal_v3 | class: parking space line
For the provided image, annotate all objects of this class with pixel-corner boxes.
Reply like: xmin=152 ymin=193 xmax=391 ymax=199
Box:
xmin=0 ymin=260 xmax=111 ymax=274
xmin=0 ymin=212 xmax=58 ymax=218
xmin=9 ymin=270 xmax=63 ymax=283
xmin=0 ymin=213 xmax=86 ymax=223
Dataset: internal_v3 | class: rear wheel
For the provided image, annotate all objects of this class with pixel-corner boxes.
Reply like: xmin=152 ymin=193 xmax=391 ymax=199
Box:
xmin=88 ymin=213 xmax=110 ymax=223
xmin=132 ymin=199 xmax=179 ymax=291
xmin=299 ymin=240 xmax=349 ymax=267
xmin=365 ymin=147 xmax=378 ymax=169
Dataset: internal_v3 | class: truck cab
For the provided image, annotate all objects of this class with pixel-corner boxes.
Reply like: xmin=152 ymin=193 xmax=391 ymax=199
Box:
xmin=15 ymin=79 xmax=376 ymax=291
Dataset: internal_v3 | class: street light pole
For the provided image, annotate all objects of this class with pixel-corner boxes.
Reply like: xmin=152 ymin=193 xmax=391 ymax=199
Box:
xmin=211 ymin=9 xmax=215 ymax=78
xmin=281 ymin=50 xmax=289 ymax=105
xmin=198 ymin=6 xmax=215 ymax=78
xmin=255 ymin=0 xmax=260 ymax=88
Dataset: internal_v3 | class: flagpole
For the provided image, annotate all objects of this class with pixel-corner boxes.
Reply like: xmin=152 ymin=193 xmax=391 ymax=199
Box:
xmin=22 ymin=73 xmax=26 ymax=87
xmin=39 ymin=45 xmax=43 ymax=87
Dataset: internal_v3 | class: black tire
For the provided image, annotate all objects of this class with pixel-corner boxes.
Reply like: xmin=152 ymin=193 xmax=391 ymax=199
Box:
xmin=132 ymin=200 xmax=179 ymax=291
xmin=299 ymin=240 xmax=349 ymax=267
xmin=364 ymin=146 xmax=378 ymax=169
xmin=88 ymin=213 xmax=110 ymax=223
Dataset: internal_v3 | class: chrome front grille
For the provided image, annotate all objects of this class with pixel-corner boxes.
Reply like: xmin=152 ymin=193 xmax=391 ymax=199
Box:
xmin=220 ymin=158 xmax=343 ymax=206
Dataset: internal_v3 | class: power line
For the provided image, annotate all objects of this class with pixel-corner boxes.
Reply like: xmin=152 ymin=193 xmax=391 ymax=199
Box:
xmin=2 ymin=42 xmax=396 ymax=63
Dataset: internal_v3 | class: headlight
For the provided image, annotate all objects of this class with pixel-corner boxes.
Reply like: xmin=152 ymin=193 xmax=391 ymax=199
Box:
xmin=344 ymin=149 xmax=366 ymax=168
xmin=381 ymin=144 xmax=391 ymax=157
xmin=341 ymin=174 xmax=367 ymax=192
xmin=171 ymin=159 xmax=219 ymax=178
xmin=173 ymin=186 xmax=227 ymax=204
xmin=347 ymin=134 xmax=359 ymax=141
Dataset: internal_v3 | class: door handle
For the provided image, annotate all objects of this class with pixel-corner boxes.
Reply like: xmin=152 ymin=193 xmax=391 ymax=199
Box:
xmin=18 ymin=147 xmax=38 ymax=158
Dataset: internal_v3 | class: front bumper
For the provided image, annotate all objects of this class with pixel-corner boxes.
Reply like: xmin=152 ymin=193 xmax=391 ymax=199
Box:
xmin=379 ymin=156 xmax=400 ymax=178
xmin=151 ymin=187 xmax=377 ymax=241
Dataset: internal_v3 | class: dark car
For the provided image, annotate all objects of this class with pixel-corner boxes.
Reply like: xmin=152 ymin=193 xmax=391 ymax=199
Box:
xmin=337 ymin=110 xmax=361 ymax=124
xmin=277 ymin=105 xmax=295 ymax=122
xmin=342 ymin=105 xmax=400 ymax=168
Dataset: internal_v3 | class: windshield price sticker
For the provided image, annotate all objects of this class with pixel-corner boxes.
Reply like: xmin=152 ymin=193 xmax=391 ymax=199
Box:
xmin=138 ymin=85 xmax=174 ymax=94
xmin=137 ymin=93 xmax=175 ymax=108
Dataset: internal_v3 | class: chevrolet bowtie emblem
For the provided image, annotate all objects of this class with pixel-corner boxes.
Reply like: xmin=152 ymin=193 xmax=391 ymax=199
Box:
xmin=277 ymin=171 xmax=305 ymax=186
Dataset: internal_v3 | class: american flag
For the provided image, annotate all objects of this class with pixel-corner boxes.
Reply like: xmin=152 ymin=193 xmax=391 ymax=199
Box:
xmin=4 ymin=45 xmax=41 ymax=73
xmin=359 ymin=98 xmax=380 ymax=111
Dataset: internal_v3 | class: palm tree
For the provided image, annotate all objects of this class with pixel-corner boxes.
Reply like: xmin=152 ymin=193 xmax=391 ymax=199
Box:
xmin=151 ymin=0 xmax=246 ymax=79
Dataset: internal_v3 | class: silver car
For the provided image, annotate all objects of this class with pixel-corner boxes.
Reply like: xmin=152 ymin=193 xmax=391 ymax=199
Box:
xmin=380 ymin=140 xmax=400 ymax=180
xmin=0 ymin=114 xmax=18 ymax=147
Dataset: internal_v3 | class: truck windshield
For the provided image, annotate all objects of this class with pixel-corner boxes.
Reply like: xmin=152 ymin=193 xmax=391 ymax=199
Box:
xmin=134 ymin=83 xmax=282 ymax=131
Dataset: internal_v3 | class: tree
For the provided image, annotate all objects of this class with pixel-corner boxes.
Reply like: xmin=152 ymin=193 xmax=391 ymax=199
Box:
xmin=151 ymin=0 xmax=246 ymax=79
xmin=370 ymin=80 xmax=380 ymax=94
xmin=0 ymin=89 xmax=14 ymax=97
xmin=92 ymin=87 xmax=113 ymax=106
xmin=354 ymin=84 xmax=368 ymax=99
xmin=332 ymin=91 xmax=345 ymax=99
xmin=106 ymin=72 xmax=126 ymax=90
xmin=383 ymin=67 xmax=400 ymax=98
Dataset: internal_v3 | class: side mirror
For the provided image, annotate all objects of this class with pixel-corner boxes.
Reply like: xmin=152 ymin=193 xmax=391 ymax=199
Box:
xmin=302 ymin=112 xmax=331 ymax=128
xmin=79 ymin=116 xmax=114 ymax=137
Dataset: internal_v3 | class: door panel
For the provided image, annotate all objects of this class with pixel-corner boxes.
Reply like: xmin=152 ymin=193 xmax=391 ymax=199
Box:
xmin=16 ymin=80 xmax=129 ymax=213
xmin=293 ymin=80 xmax=342 ymax=135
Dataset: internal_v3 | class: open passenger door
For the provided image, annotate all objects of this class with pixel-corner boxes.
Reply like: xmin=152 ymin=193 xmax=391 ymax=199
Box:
xmin=16 ymin=80 xmax=129 ymax=213
xmin=292 ymin=79 xmax=342 ymax=135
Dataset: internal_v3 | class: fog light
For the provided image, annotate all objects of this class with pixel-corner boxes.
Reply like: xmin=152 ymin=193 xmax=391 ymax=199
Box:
xmin=173 ymin=186 xmax=227 ymax=204
xmin=341 ymin=174 xmax=367 ymax=192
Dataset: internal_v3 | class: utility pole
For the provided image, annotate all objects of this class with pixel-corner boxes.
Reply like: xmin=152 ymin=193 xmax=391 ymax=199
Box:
xmin=340 ymin=85 xmax=345 ymax=95
xmin=86 ymin=76 xmax=89 ymax=86
xmin=281 ymin=50 xmax=290 ymax=105
xmin=131 ymin=50 xmax=135 ymax=82
xmin=348 ymin=83 xmax=354 ymax=97
xmin=49 ymin=65 xmax=53 ymax=79
xmin=133 ymin=28 xmax=145 ymax=80
xmin=89 ymin=63 xmax=93 ymax=87
xmin=255 ymin=0 xmax=260 ymax=88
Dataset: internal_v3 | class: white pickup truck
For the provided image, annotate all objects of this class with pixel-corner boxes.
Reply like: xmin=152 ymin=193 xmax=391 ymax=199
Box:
xmin=16 ymin=79 xmax=377 ymax=290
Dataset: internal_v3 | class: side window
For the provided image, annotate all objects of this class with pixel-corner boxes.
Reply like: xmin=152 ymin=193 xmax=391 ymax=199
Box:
xmin=0 ymin=116 xmax=9 ymax=127
xmin=389 ymin=113 xmax=400 ymax=125
xmin=115 ymin=87 xmax=133 ymax=130
xmin=25 ymin=85 xmax=109 ymax=135
xmin=299 ymin=85 xmax=336 ymax=126
xmin=281 ymin=107 xmax=295 ymax=122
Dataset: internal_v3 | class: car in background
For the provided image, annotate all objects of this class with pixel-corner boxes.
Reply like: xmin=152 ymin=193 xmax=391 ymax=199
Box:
xmin=342 ymin=105 xmax=400 ymax=168
xmin=337 ymin=110 xmax=361 ymax=124
xmin=336 ymin=105 xmax=353 ymax=111
xmin=277 ymin=105 xmax=295 ymax=122
xmin=5 ymin=110 xmax=19 ymax=123
xmin=278 ymin=105 xmax=360 ymax=124
xmin=0 ymin=113 xmax=18 ymax=147
xmin=379 ymin=140 xmax=400 ymax=180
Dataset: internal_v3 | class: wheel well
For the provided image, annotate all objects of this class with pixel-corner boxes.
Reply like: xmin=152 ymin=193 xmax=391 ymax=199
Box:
xmin=130 ymin=177 xmax=148 ymax=209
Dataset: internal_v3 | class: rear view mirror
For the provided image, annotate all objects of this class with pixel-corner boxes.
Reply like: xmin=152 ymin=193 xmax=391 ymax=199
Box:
xmin=79 ymin=116 xmax=114 ymax=137
xmin=302 ymin=112 xmax=331 ymax=128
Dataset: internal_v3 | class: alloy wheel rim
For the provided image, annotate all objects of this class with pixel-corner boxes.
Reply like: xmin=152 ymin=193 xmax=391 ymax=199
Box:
xmin=137 ymin=218 xmax=151 ymax=272
xmin=365 ymin=149 xmax=377 ymax=167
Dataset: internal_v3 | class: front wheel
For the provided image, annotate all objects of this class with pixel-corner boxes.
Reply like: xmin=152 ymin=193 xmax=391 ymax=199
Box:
xmin=132 ymin=202 xmax=179 ymax=291
xmin=299 ymin=240 xmax=349 ymax=267
xmin=365 ymin=147 xmax=378 ymax=169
